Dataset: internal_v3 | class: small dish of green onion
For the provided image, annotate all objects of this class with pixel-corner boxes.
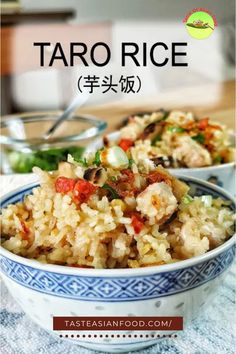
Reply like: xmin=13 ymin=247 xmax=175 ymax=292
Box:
xmin=0 ymin=112 xmax=107 ymax=174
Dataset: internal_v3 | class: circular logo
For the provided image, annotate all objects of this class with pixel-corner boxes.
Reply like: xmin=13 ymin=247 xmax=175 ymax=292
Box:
xmin=185 ymin=11 xmax=215 ymax=39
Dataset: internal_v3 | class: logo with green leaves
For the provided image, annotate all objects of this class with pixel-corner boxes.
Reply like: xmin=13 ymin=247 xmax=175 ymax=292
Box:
xmin=185 ymin=11 xmax=215 ymax=39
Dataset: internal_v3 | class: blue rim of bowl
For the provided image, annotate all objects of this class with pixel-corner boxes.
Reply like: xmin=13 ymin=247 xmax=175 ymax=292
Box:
xmin=0 ymin=175 xmax=235 ymax=277
xmin=0 ymin=112 xmax=107 ymax=147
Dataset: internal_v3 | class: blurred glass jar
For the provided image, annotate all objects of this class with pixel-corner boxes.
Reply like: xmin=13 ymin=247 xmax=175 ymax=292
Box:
xmin=0 ymin=112 xmax=107 ymax=174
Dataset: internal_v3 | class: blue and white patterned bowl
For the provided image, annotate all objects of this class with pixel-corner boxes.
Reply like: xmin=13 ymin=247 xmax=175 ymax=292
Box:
xmin=86 ymin=131 xmax=235 ymax=194
xmin=0 ymin=177 xmax=235 ymax=353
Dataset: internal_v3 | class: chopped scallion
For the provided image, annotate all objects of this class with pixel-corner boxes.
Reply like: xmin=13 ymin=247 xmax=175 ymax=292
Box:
xmin=191 ymin=133 xmax=205 ymax=144
xmin=182 ymin=194 xmax=193 ymax=204
xmin=102 ymin=184 xmax=119 ymax=199
xmin=151 ymin=134 xmax=162 ymax=145
xmin=128 ymin=159 xmax=134 ymax=168
xmin=94 ymin=150 xmax=101 ymax=166
xmin=167 ymin=126 xmax=186 ymax=133
xmin=213 ymin=156 xmax=222 ymax=164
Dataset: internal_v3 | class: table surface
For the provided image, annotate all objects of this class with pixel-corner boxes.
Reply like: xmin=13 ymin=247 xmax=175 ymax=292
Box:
xmin=79 ymin=80 xmax=235 ymax=132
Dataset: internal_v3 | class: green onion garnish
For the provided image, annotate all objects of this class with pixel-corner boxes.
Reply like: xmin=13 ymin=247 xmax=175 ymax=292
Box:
xmin=128 ymin=159 xmax=134 ymax=168
xmin=167 ymin=127 xmax=186 ymax=133
xmin=151 ymin=134 xmax=162 ymax=145
xmin=94 ymin=150 xmax=101 ymax=166
xmin=75 ymin=157 xmax=88 ymax=167
xmin=182 ymin=194 xmax=193 ymax=204
xmin=102 ymin=184 xmax=119 ymax=199
xmin=191 ymin=133 xmax=205 ymax=144
xmin=161 ymin=111 xmax=169 ymax=120
xmin=213 ymin=156 xmax=222 ymax=164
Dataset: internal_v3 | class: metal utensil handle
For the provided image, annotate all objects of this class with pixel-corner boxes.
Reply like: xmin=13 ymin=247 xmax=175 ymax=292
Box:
xmin=43 ymin=92 xmax=90 ymax=139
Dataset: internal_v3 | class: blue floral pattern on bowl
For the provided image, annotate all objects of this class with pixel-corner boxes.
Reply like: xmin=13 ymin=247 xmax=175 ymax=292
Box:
xmin=0 ymin=246 xmax=234 ymax=302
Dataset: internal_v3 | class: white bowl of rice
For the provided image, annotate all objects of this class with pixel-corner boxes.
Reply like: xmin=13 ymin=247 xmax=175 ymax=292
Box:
xmin=87 ymin=110 xmax=235 ymax=194
xmin=0 ymin=154 xmax=235 ymax=352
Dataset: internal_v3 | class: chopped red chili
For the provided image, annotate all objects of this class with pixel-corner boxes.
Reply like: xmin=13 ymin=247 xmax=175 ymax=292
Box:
xmin=73 ymin=179 xmax=97 ymax=204
xmin=198 ymin=118 xmax=209 ymax=130
xmin=119 ymin=138 xmax=134 ymax=151
xmin=131 ymin=213 xmax=144 ymax=234
xmin=20 ymin=220 xmax=29 ymax=234
xmin=204 ymin=129 xmax=213 ymax=141
xmin=20 ymin=220 xmax=30 ymax=240
xmin=55 ymin=177 xmax=76 ymax=193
